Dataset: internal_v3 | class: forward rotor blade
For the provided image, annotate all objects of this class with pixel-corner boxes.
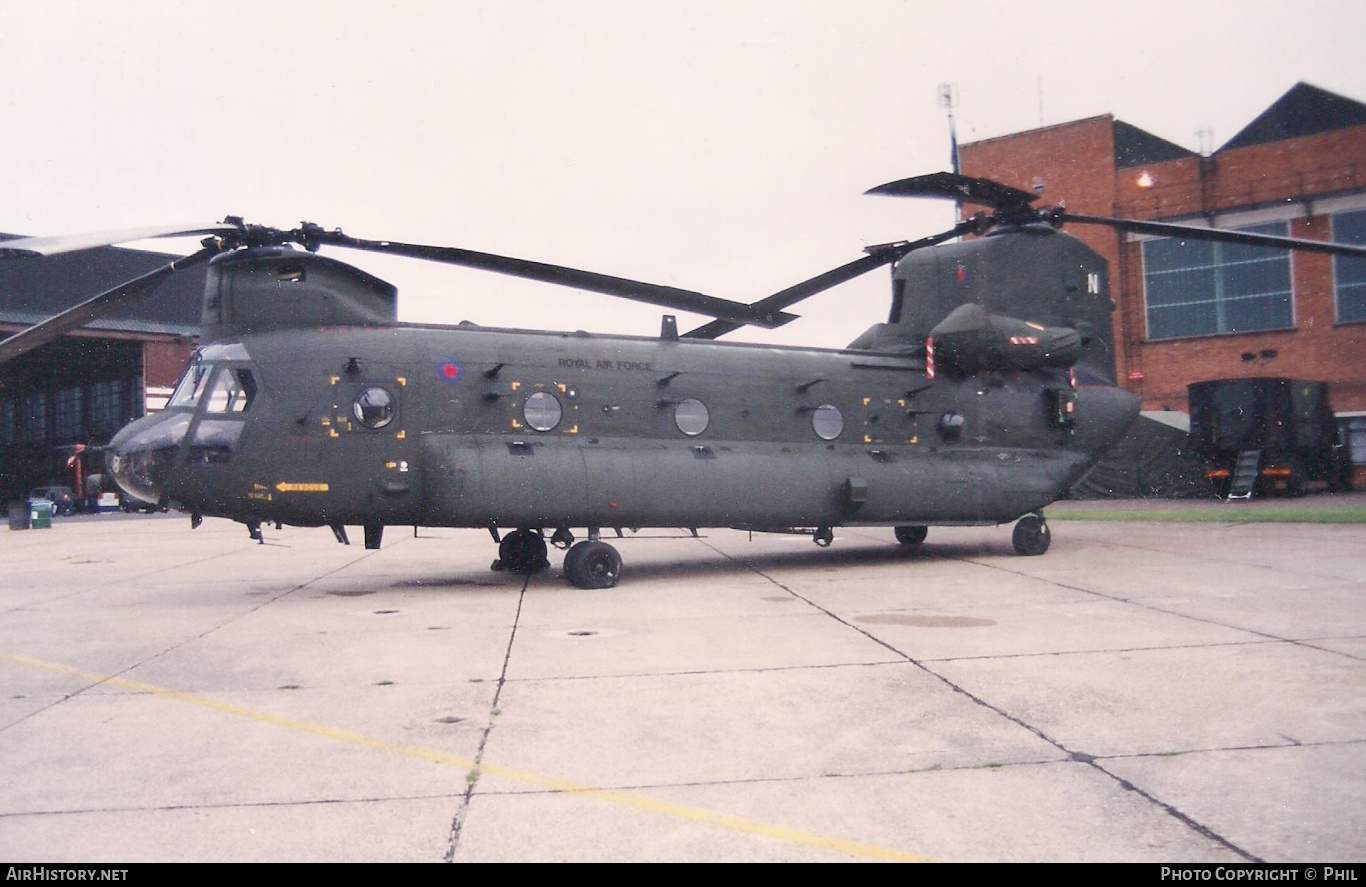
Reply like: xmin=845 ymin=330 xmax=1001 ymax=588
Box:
xmin=867 ymin=172 xmax=1038 ymax=213
xmin=313 ymin=232 xmax=796 ymax=328
xmin=0 ymin=223 xmax=237 ymax=257
xmin=684 ymin=221 xmax=976 ymax=340
xmin=0 ymin=245 xmax=218 ymax=364
xmin=1058 ymin=212 xmax=1366 ymax=259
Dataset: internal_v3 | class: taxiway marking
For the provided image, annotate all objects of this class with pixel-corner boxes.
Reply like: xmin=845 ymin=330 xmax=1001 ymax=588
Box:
xmin=3 ymin=653 xmax=935 ymax=863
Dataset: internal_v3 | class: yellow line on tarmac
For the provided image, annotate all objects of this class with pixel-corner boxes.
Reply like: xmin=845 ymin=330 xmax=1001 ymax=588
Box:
xmin=4 ymin=653 xmax=935 ymax=863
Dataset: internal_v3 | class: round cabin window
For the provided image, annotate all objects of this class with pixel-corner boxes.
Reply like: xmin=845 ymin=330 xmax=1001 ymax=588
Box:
xmin=353 ymin=387 xmax=395 ymax=429
xmin=938 ymin=411 xmax=965 ymax=443
xmin=523 ymin=391 xmax=562 ymax=432
xmin=674 ymin=398 xmax=709 ymax=436
xmin=811 ymin=404 xmax=844 ymax=440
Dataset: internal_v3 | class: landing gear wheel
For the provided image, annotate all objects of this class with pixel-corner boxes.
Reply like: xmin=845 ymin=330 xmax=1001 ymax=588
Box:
xmin=894 ymin=525 xmax=928 ymax=546
xmin=562 ymin=540 xmax=587 ymax=579
xmin=497 ymin=528 xmax=549 ymax=574
xmin=1011 ymin=514 xmax=1050 ymax=556
xmin=564 ymin=540 xmax=622 ymax=589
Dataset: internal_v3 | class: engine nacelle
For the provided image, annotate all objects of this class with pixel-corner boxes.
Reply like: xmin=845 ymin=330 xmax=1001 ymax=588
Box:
xmin=928 ymin=303 xmax=1081 ymax=375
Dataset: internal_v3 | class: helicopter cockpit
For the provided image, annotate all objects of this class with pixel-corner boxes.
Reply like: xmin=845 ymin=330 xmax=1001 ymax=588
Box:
xmin=106 ymin=344 xmax=259 ymax=505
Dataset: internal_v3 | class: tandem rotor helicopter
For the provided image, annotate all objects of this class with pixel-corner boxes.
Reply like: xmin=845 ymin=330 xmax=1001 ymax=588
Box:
xmin=4 ymin=172 xmax=1364 ymax=588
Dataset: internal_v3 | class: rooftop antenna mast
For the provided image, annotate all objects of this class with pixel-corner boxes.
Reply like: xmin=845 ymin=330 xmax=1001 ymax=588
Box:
xmin=938 ymin=84 xmax=962 ymax=225
xmin=938 ymin=83 xmax=960 ymax=175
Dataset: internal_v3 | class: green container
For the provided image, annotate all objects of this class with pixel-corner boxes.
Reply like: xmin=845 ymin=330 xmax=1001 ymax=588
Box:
xmin=28 ymin=499 xmax=52 ymax=530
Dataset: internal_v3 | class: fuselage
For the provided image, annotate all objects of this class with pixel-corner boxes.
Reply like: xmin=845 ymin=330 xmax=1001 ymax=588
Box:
xmin=107 ymin=322 xmax=1140 ymax=532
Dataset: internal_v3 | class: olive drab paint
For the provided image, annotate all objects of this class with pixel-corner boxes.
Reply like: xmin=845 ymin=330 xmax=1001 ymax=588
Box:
xmin=5 ymin=173 xmax=1360 ymax=587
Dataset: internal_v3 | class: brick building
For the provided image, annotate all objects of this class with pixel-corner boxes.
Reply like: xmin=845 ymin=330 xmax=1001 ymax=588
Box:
xmin=959 ymin=82 xmax=1366 ymax=481
xmin=0 ymin=240 xmax=206 ymax=500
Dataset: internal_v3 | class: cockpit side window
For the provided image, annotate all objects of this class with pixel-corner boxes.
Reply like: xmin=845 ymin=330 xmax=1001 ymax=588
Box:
xmin=189 ymin=366 xmax=257 ymax=464
xmin=205 ymin=368 xmax=257 ymax=414
xmin=168 ymin=361 xmax=213 ymax=409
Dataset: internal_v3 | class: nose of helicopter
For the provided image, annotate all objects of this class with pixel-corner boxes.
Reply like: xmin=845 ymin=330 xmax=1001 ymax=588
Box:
xmin=106 ymin=411 xmax=192 ymax=506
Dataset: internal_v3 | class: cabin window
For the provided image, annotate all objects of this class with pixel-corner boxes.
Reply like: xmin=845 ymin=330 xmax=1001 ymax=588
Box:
xmin=1332 ymin=209 xmax=1366 ymax=324
xmin=938 ymin=411 xmax=965 ymax=443
xmin=1142 ymin=222 xmax=1292 ymax=340
xmin=353 ymin=387 xmax=395 ymax=429
xmin=811 ymin=404 xmax=844 ymax=440
xmin=523 ymin=391 xmax=562 ymax=432
xmin=674 ymin=398 xmax=709 ymax=436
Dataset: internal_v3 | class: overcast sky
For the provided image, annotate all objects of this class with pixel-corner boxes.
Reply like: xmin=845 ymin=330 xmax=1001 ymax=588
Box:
xmin=3 ymin=0 xmax=1365 ymax=349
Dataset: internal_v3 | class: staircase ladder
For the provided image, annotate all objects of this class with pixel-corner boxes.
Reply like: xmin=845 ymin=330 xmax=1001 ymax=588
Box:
xmin=1227 ymin=449 xmax=1262 ymax=501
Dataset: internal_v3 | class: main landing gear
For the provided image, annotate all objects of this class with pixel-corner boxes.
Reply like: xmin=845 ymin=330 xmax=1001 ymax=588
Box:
xmin=490 ymin=526 xmax=623 ymax=589
xmin=893 ymin=516 xmax=1050 ymax=556
xmin=563 ymin=540 xmax=622 ymax=589
xmin=1011 ymin=513 xmax=1050 ymax=556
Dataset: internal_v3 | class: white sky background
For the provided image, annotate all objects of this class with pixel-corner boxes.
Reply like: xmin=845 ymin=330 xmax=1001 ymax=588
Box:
xmin=2 ymin=0 xmax=1365 ymax=349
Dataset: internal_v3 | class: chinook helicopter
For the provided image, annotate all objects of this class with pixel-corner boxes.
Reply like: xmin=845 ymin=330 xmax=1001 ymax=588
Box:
xmin=3 ymin=172 xmax=1363 ymax=588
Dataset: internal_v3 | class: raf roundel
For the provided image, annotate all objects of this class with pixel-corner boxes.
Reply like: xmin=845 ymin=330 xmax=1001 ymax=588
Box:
xmin=437 ymin=361 xmax=462 ymax=383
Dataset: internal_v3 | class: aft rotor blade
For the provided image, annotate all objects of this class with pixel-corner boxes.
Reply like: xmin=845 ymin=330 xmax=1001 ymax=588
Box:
xmin=0 ymin=245 xmax=218 ymax=364
xmin=867 ymin=172 xmax=1039 ymax=213
xmin=684 ymin=221 xmax=976 ymax=340
xmin=1058 ymin=212 xmax=1366 ymax=259
xmin=0 ymin=223 xmax=237 ymax=257
xmin=313 ymin=232 xmax=796 ymax=328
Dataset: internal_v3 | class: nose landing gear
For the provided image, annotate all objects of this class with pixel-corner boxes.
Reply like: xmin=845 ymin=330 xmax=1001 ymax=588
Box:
xmin=894 ymin=524 xmax=928 ymax=546
xmin=492 ymin=528 xmax=550 ymax=574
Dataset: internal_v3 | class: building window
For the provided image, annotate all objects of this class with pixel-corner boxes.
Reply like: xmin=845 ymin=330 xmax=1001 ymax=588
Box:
xmin=0 ymin=400 xmax=13 ymax=446
xmin=1341 ymin=416 xmax=1366 ymax=467
xmin=89 ymin=380 xmax=125 ymax=431
xmin=19 ymin=391 xmax=46 ymax=442
xmin=1332 ymin=209 xmax=1366 ymax=324
xmin=54 ymin=387 xmax=83 ymax=440
xmin=1143 ymin=222 xmax=1293 ymax=340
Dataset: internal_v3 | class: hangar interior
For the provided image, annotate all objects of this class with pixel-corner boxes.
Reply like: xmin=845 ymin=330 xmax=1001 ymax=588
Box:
xmin=0 ymin=238 xmax=204 ymax=501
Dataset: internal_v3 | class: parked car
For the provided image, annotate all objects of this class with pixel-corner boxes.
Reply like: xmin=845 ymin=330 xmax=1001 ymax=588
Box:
xmin=121 ymin=495 xmax=166 ymax=514
xmin=28 ymin=485 xmax=75 ymax=516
